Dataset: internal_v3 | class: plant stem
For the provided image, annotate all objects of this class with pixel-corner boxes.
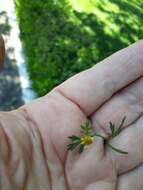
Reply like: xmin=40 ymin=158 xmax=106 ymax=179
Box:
xmin=107 ymin=143 xmax=128 ymax=154
xmin=93 ymin=133 xmax=105 ymax=139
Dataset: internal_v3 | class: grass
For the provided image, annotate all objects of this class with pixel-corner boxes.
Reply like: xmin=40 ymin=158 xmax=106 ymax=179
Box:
xmin=15 ymin=0 xmax=143 ymax=96
xmin=69 ymin=0 xmax=142 ymax=43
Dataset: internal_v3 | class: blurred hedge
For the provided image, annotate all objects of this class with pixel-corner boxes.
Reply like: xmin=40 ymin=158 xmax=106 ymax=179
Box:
xmin=15 ymin=0 xmax=143 ymax=96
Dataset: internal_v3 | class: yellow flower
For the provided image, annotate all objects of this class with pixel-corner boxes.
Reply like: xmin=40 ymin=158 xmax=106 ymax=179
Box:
xmin=81 ymin=135 xmax=94 ymax=146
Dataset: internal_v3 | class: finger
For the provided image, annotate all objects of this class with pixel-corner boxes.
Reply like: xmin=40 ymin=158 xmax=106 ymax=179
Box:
xmin=56 ymin=40 xmax=143 ymax=116
xmin=118 ymin=165 xmax=143 ymax=190
xmin=91 ymin=76 xmax=143 ymax=137
xmin=107 ymin=116 xmax=143 ymax=174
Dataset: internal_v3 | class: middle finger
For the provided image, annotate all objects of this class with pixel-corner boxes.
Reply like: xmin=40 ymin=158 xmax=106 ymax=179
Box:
xmin=91 ymin=76 xmax=143 ymax=137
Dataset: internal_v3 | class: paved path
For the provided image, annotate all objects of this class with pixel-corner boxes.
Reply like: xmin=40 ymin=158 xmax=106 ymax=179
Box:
xmin=0 ymin=0 xmax=36 ymax=111
xmin=0 ymin=10 xmax=24 ymax=111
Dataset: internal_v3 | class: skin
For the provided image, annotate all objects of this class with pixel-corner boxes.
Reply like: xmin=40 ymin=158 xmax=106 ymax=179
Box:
xmin=0 ymin=40 xmax=143 ymax=189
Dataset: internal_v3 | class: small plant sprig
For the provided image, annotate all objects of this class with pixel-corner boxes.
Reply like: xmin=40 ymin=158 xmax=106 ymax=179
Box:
xmin=67 ymin=121 xmax=95 ymax=153
xmin=67 ymin=116 xmax=128 ymax=154
xmin=107 ymin=116 xmax=128 ymax=154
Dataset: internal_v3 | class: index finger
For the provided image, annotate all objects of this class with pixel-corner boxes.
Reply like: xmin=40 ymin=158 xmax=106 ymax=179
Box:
xmin=56 ymin=40 xmax=143 ymax=116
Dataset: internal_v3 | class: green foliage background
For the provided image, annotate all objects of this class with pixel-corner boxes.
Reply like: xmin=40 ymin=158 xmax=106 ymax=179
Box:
xmin=15 ymin=0 xmax=143 ymax=96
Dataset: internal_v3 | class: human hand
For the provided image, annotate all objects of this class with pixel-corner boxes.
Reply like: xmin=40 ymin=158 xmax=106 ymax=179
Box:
xmin=1 ymin=40 xmax=143 ymax=190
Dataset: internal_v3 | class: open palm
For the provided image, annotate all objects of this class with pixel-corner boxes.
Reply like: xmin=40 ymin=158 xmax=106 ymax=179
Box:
xmin=1 ymin=40 xmax=143 ymax=190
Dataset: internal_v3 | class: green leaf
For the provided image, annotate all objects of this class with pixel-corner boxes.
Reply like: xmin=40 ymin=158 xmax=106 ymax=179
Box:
xmin=110 ymin=116 xmax=126 ymax=138
xmin=67 ymin=141 xmax=80 ymax=151
xmin=81 ymin=125 xmax=86 ymax=131
xmin=80 ymin=121 xmax=93 ymax=136
xmin=109 ymin=122 xmax=115 ymax=135
xmin=79 ymin=144 xmax=85 ymax=153
xmin=116 ymin=116 xmax=126 ymax=134
xmin=68 ymin=135 xmax=81 ymax=141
